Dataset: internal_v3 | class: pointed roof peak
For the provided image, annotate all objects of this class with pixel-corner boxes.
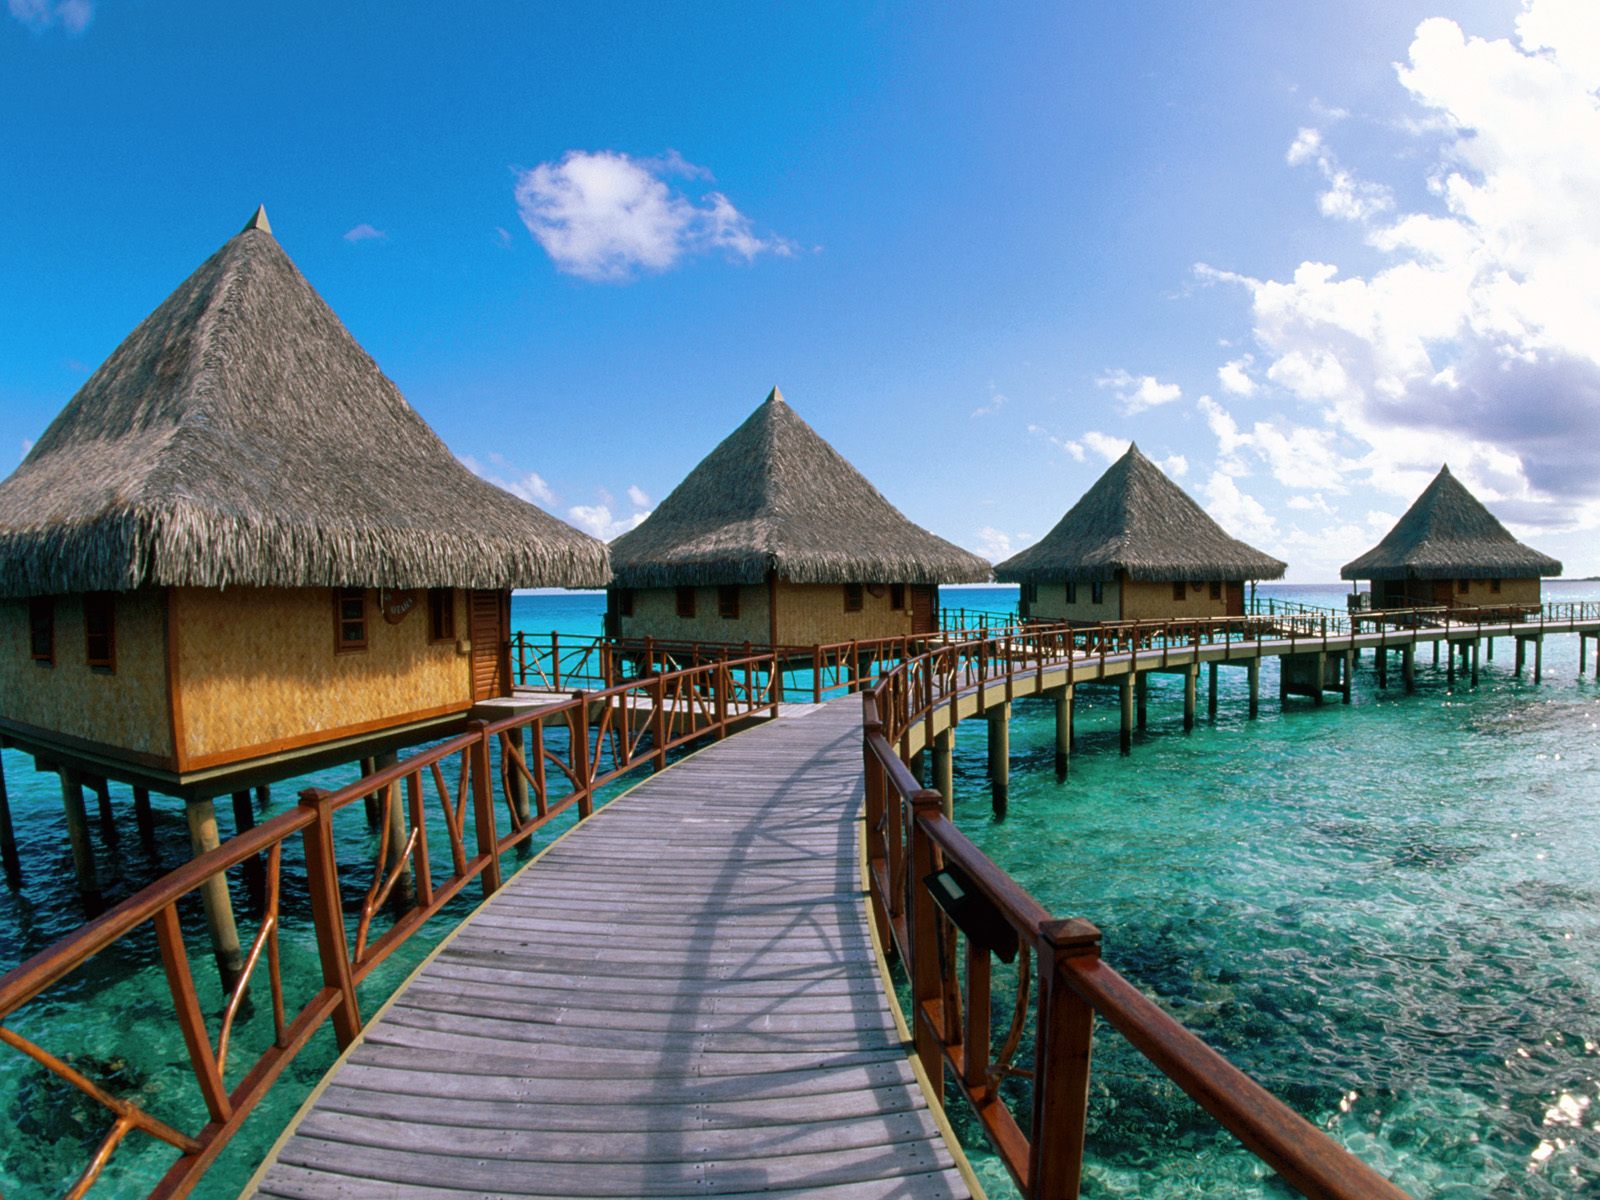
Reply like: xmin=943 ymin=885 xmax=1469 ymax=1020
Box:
xmin=1436 ymin=463 xmax=1452 ymax=477
xmin=763 ymin=386 xmax=787 ymax=407
xmin=241 ymin=205 xmax=272 ymax=235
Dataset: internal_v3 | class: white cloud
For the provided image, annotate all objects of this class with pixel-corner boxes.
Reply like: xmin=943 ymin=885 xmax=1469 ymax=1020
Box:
xmin=972 ymin=526 xmax=1032 ymax=562
xmin=1080 ymin=430 xmax=1131 ymax=463
xmin=1286 ymin=493 xmax=1333 ymax=514
xmin=1027 ymin=423 xmax=1086 ymax=460
xmin=1202 ymin=0 xmax=1600 ymax=535
xmin=1095 ymin=368 xmax=1182 ymax=415
xmin=1161 ymin=454 xmax=1189 ymax=478
xmin=1200 ymin=472 xmax=1277 ymax=543
xmin=514 ymin=150 xmax=795 ymax=282
xmin=626 ymin=484 xmax=651 ymax=508
xmin=459 ymin=454 xmax=557 ymax=507
xmin=567 ymin=503 xmax=651 ymax=541
xmin=1217 ymin=357 xmax=1257 ymax=396
xmin=344 ymin=223 xmax=386 ymax=242
xmin=8 ymin=0 xmax=91 ymax=33
xmin=971 ymin=388 xmax=1006 ymax=417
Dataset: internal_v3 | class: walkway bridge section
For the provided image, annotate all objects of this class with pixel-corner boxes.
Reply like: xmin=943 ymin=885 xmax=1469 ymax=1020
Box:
xmin=251 ymin=700 xmax=975 ymax=1199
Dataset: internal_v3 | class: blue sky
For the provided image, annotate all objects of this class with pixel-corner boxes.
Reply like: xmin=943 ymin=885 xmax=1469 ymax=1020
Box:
xmin=4 ymin=0 xmax=1596 ymax=580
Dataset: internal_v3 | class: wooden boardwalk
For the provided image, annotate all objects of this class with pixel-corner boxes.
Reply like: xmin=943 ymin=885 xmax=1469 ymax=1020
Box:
xmin=252 ymin=700 xmax=975 ymax=1200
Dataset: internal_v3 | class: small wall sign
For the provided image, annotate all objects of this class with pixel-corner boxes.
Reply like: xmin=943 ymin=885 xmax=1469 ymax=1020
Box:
xmin=380 ymin=588 xmax=418 ymax=624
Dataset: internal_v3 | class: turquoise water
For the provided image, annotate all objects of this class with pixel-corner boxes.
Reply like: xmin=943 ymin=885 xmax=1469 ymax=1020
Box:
xmin=2 ymin=582 xmax=1596 ymax=1196
xmin=936 ymin=581 xmax=1600 ymax=1198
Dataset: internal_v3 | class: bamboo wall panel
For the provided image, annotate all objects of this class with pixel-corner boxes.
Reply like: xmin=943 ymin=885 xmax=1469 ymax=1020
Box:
xmin=0 ymin=590 xmax=173 ymax=757
xmin=616 ymin=584 xmax=772 ymax=646
xmin=1028 ymin=579 xmax=1122 ymax=624
xmin=174 ymin=587 xmax=469 ymax=762
xmin=1119 ymin=578 xmax=1236 ymax=623
xmin=773 ymin=580 xmax=915 ymax=645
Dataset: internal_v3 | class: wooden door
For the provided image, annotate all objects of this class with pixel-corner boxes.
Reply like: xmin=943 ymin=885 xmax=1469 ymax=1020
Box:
xmin=910 ymin=585 xmax=936 ymax=635
xmin=1225 ymin=581 xmax=1244 ymax=617
xmin=1431 ymin=580 xmax=1454 ymax=609
xmin=469 ymin=589 xmax=509 ymax=700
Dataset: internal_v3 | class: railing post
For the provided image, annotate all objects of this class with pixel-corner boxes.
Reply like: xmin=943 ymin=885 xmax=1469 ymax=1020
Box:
xmin=1030 ymin=917 xmax=1103 ymax=1200
xmin=551 ymin=630 xmax=561 ymax=691
xmin=813 ymin=645 xmax=823 ymax=704
xmin=466 ymin=720 xmax=502 ymax=896
xmin=908 ymin=790 xmax=946 ymax=1101
xmin=298 ymin=787 xmax=362 ymax=1047
xmin=651 ymin=674 xmax=668 ymax=768
xmin=570 ymin=692 xmax=593 ymax=819
xmin=715 ymin=662 xmax=730 ymax=739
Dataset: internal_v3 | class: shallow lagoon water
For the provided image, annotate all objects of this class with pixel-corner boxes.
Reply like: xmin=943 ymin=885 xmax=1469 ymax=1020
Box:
xmin=2 ymin=584 xmax=1597 ymax=1196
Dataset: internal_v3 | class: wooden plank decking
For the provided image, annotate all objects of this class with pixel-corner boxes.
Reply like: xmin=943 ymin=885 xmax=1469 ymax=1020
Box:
xmin=251 ymin=700 xmax=974 ymax=1200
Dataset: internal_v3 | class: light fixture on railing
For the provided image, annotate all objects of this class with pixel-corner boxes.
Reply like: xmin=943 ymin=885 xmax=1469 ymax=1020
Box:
xmin=925 ymin=863 xmax=1018 ymax=963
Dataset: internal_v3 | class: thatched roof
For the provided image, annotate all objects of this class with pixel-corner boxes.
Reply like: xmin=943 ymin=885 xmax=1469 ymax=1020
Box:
xmin=0 ymin=208 xmax=608 ymax=597
xmin=1340 ymin=465 xmax=1561 ymax=581
xmin=994 ymin=443 xmax=1286 ymax=583
xmin=609 ymin=389 xmax=991 ymax=588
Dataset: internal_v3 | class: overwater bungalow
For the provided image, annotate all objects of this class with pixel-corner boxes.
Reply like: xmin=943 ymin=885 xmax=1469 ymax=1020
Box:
xmin=607 ymin=388 xmax=990 ymax=647
xmin=1341 ymin=465 xmax=1561 ymax=610
xmin=0 ymin=208 xmax=607 ymax=905
xmin=995 ymin=443 xmax=1286 ymax=624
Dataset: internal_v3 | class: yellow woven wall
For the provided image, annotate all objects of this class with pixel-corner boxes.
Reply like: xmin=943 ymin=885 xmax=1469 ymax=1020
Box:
xmin=1120 ymin=578 xmax=1235 ymax=623
xmin=174 ymin=586 xmax=470 ymax=764
xmin=1028 ymin=580 xmax=1121 ymax=624
xmin=617 ymin=585 xmax=771 ymax=646
xmin=0 ymin=591 xmax=173 ymax=758
xmin=1454 ymin=577 xmax=1541 ymax=607
xmin=773 ymin=581 xmax=915 ymax=645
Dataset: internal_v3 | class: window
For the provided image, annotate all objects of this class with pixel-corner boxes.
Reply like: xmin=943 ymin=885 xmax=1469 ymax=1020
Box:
xmin=1458 ymin=579 xmax=1470 ymax=595
xmin=335 ymin=588 xmax=368 ymax=651
xmin=675 ymin=586 xmax=696 ymax=618
xmin=28 ymin=597 xmax=53 ymax=665
xmin=615 ymin=587 xmax=634 ymax=617
xmin=83 ymin=593 xmax=115 ymax=671
xmin=889 ymin=583 xmax=906 ymax=611
xmin=427 ymin=588 xmax=455 ymax=642
xmin=1491 ymin=578 xmax=1502 ymax=594
xmin=1210 ymin=581 xmax=1222 ymax=601
xmin=1091 ymin=582 xmax=1105 ymax=605
xmin=718 ymin=585 xmax=740 ymax=619
xmin=1172 ymin=581 xmax=1186 ymax=602
xmin=1065 ymin=581 xmax=1078 ymax=604
xmin=1020 ymin=581 xmax=1038 ymax=606
xmin=844 ymin=583 xmax=864 ymax=613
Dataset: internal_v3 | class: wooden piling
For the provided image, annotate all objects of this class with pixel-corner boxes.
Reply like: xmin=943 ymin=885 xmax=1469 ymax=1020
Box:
xmin=1486 ymin=636 xmax=1494 ymax=661
xmin=1247 ymin=658 xmax=1259 ymax=719
xmin=987 ymin=703 xmax=1010 ymax=818
xmin=1342 ymin=650 xmax=1353 ymax=705
xmin=1207 ymin=662 xmax=1218 ymax=720
xmin=185 ymin=798 xmax=245 ymax=993
xmin=360 ymin=755 xmax=382 ymax=827
xmin=1581 ymin=634 xmax=1587 ymax=675
xmin=1446 ymin=642 xmax=1456 ymax=686
xmin=1433 ymin=641 xmax=1440 ymax=665
xmin=1314 ymin=652 xmax=1327 ymax=706
xmin=89 ymin=776 xmax=117 ymax=842
xmin=1471 ymin=639 xmax=1480 ymax=688
xmin=1534 ymin=635 xmax=1543 ymax=684
xmin=505 ymin=726 xmax=532 ymax=831
xmin=59 ymin=769 xmax=96 ymax=893
xmin=132 ymin=786 xmax=155 ymax=846
xmin=1120 ymin=674 xmax=1134 ymax=755
xmin=0 ymin=752 xmax=19 ymax=886
xmin=1402 ymin=643 xmax=1416 ymax=693
xmin=376 ymin=749 xmax=415 ymax=909
xmin=933 ymin=729 xmax=954 ymax=818
xmin=232 ymin=789 xmax=267 ymax=914
xmin=1053 ymin=685 xmax=1072 ymax=779
xmin=1515 ymin=637 xmax=1526 ymax=675
xmin=1135 ymin=672 xmax=1148 ymax=730
xmin=1182 ymin=665 xmax=1198 ymax=731
xmin=910 ymin=750 xmax=926 ymax=788
xmin=1376 ymin=648 xmax=1387 ymax=690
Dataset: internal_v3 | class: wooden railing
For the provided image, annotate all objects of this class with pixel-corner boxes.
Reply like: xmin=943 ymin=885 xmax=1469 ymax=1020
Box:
xmin=860 ymin=631 xmax=1413 ymax=1199
xmin=0 ymin=652 xmax=779 ymax=1199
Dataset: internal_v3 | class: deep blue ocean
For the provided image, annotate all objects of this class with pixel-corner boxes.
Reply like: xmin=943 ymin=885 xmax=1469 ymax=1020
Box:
xmin=2 ymin=582 xmax=1597 ymax=1197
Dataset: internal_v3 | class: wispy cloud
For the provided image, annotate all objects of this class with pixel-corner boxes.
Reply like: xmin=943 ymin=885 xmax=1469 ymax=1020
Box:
xmin=343 ymin=223 xmax=387 ymax=243
xmin=567 ymin=486 xmax=653 ymax=540
xmin=514 ymin=149 xmax=796 ymax=282
xmin=1095 ymin=368 xmax=1182 ymax=415
xmin=8 ymin=0 xmax=91 ymax=33
xmin=971 ymin=388 xmax=1006 ymax=418
xmin=459 ymin=453 xmax=557 ymax=507
xmin=971 ymin=526 xmax=1032 ymax=562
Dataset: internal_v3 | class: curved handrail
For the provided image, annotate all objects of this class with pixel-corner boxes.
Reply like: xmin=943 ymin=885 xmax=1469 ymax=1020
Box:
xmin=860 ymin=633 xmax=1414 ymax=1199
xmin=0 ymin=649 xmax=781 ymax=1199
